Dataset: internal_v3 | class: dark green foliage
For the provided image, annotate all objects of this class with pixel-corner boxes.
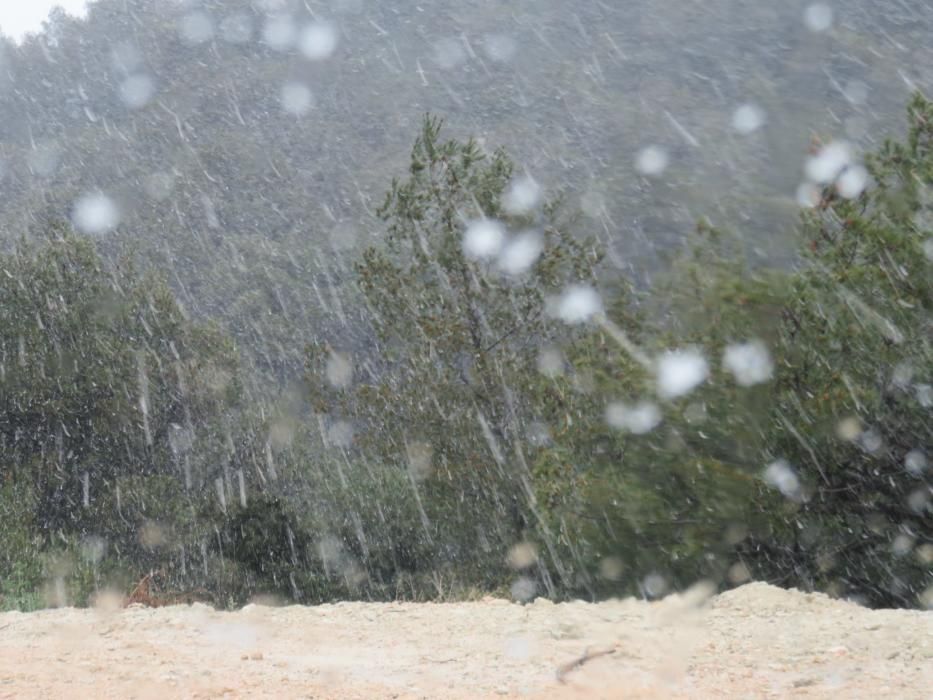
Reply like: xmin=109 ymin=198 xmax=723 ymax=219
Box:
xmin=308 ymin=114 xmax=601 ymax=595
xmin=742 ymin=93 xmax=932 ymax=606
xmin=305 ymin=99 xmax=931 ymax=608
xmin=545 ymin=94 xmax=932 ymax=606
xmin=2 ymin=96 xmax=929 ymax=611
xmin=215 ymin=495 xmax=308 ymax=602
xmin=0 ymin=228 xmax=245 ymax=607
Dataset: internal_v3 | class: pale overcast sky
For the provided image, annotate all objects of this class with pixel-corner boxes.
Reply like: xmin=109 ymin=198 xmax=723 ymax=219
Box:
xmin=0 ymin=1 xmax=90 ymax=42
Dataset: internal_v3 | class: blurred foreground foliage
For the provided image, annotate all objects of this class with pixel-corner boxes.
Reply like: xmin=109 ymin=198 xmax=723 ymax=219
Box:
xmin=1 ymin=96 xmax=930 ymax=611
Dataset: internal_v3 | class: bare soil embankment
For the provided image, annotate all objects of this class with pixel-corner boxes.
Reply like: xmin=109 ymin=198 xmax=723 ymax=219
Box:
xmin=1 ymin=582 xmax=930 ymax=699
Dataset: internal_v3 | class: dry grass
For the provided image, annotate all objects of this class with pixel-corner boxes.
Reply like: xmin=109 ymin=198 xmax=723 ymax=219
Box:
xmin=123 ymin=570 xmax=211 ymax=608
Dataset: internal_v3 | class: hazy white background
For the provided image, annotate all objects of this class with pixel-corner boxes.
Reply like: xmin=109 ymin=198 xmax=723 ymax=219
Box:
xmin=0 ymin=0 xmax=89 ymax=42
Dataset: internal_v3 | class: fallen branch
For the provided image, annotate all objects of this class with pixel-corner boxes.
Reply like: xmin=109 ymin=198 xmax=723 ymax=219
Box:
xmin=556 ymin=645 xmax=617 ymax=683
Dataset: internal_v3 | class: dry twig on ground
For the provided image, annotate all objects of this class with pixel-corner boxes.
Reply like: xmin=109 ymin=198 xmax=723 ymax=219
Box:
xmin=555 ymin=645 xmax=618 ymax=683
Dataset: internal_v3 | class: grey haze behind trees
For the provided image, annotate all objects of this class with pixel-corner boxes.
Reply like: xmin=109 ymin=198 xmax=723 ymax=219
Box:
xmin=0 ymin=0 xmax=930 ymax=388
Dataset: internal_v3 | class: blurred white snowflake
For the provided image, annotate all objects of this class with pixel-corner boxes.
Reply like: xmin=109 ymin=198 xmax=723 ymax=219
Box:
xmin=763 ymin=459 xmax=802 ymax=500
xmin=804 ymin=3 xmax=834 ymax=32
xmin=722 ymin=340 xmax=773 ymax=386
xmin=554 ymin=285 xmax=603 ymax=324
xmin=656 ymin=349 xmax=709 ymax=399
xmin=463 ymin=219 xmax=506 ymax=260
xmin=72 ymin=192 xmax=120 ymax=235
xmin=299 ymin=21 xmax=338 ymax=60
xmin=732 ymin=104 xmax=765 ymax=134
xmin=498 ymin=230 xmax=543 ymax=276
xmin=605 ymin=401 xmax=663 ymax=434
xmin=635 ymin=145 xmax=669 ymax=177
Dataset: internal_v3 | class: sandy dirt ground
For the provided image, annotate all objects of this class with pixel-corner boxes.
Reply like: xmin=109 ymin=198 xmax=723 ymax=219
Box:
xmin=0 ymin=582 xmax=930 ymax=699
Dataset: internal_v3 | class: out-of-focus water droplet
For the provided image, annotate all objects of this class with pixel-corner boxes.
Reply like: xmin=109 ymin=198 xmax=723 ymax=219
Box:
xmin=804 ymin=3 xmax=834 ymax=32
xmin=263 ymin=14 xmax=296 ymax=51
xmin=796 ymin=182 xmax=822 ymax=208
xmin=145 ymin=171 xmax=175 ymax=201
xmin=537 ymin=347 xmax=564 ymax=377
xmin=907 ymin=487 xmax=930 ymax=514
xmin=110 ymin=42 xmax=142 ymax=73
xmin=28 ymin=142 xmax=61 ymax=177
xmin=504 ymin=636 xmax=531 ymax=660
xmin=326 ymin=351 xmax=353 ymax=388
xmin=683 ymin=401 xmax=707 ymax=425
xmin=722 ymin=340 xmax=773 ymax=386
xmin=406 ymin=441 xmax=433 ymax=481
xmin=605 ymin=401 xmax=662 ymax=434
xmin=724 ymin=523 xmax=748 ymax=546
xmin=507 ymin=542 xmax=538 ymax=570
xmin=498 ymin=230 xmax=543 ymax=276
xmin=642 ymin=573 xmax=668 ymax=598
xmin=81 ymin=535 xmax=107 ymax=564
xmin=916 ymin=383 xmax=932 ymax=408
xmin=73 ymin=193 xmax=120 ymax=235
xmin=48 ymin=577 xmax=67 ymax=608
xmin=835 ymin=416 xmax=862 ymax=442
xmin=483 ymin=33 xmax=517 ymax=63
xmin=526 ymin=421 xmax=551 ymax=447
xmin=510 ymin=576 xmax=537 ymax=602
xmin=635 ymin=145 xmax=669 ymax=177
xmin=92 ymin=589 xmax=126 ymax=613
xmin=463 ymin=219 xmax=506 ymax=260
xmin=433 ymin=37 xmax=467 ymax=70
xmin=299 ymin=21 xmax=339 ymax=60
xmin=732 ymin=104 xmax=765 ymax=134
xmin=844 ymin=115 xmax=869 ymax=140
xmin=168 ymin=423 xmax=194 ymax=456
xmin=891 ymin=534 xmax=914 ymax=557
xmin=139 ymin=521 xmax=167 ymax=548
xmin=763 ymin=459 xmax=802 ymax=500
xmin=503 ymin=175 xmax=542 ymax=214
xmin=920 ymin=585 xmax=933 ymax=610
xmin=656 ymin=349 xmax=709 ymax=399
xmin=220 ymin=13 xmax=253 ymax=44
xmin=843 ymin=80 xmax=869 ymax=105
xmin=269 ymin=417 xmax=296 ymax=451
xmin=727 ymin=561 xmax=751 ymax=584
xmin=120 ymin=74 xmax=155 ymax=109
xmin=916 ymin=544 xmax=933 ymax=566
xmin=281 ymin=82 xmax=314 ymax=116
xmin=805 ymin=141 xmax=853 ymax=184
xmin=858 ymin=428 xmax=883 ymax=454
xmin=554 ymin=285 xmax=603 ymax=324
xmin=329 ymin=220 xmax=358 ymax=250
xmin=836 ymin=165 xmax=868 ymax=199
xmin=327 ymin=420 xmax=354 ymax=449
xmin=579 ymin=187 xmax=606 ymax=219
xmin=179 ymin=11 xmax=214 ymax=45
xmin=891 ymin=361 xmax=914 ymax=389
xmin=923 ymin=239 xmax=933 ymax=262
xmin=598 ymin=556 xmax=624 ymax=581
xmin=905 ymin=449 xmax=928 ymax=476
